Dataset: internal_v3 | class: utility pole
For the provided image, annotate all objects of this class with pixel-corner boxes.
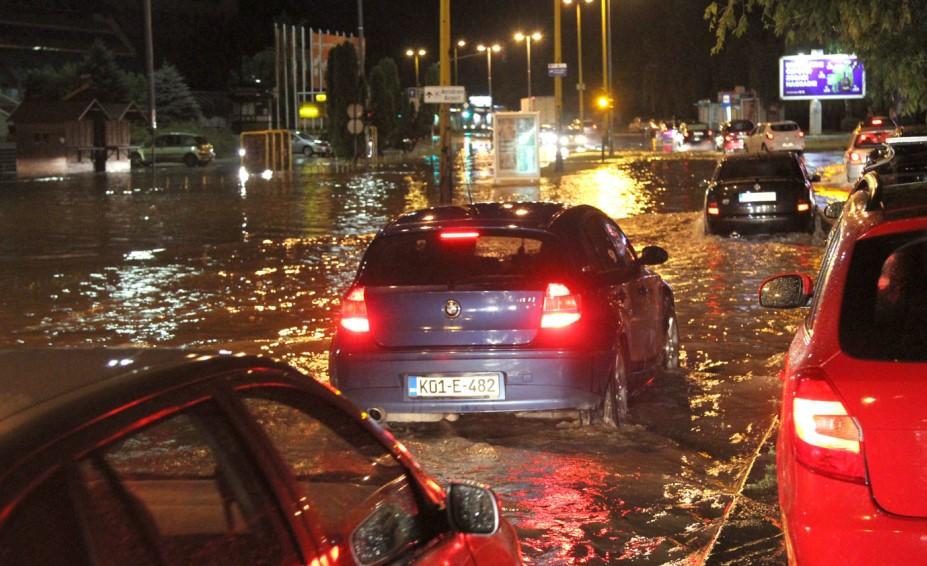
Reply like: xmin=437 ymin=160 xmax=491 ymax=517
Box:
xmin=143 ymin=0 xmax=156 ymax=167
xmin=607 ymin=0 xmax=614 ymax=155
xmin=357 ymin=0 xmax=365 ymax=72
xmin=576 ymin=2 xmax=585 ymax=124
xmin=439 ymin=0 xmax=452 ymax=203
xmin=554 ymin=0 xmax=563 ymax=172
xmin=600 ymin=0 xmax=609 ymax=156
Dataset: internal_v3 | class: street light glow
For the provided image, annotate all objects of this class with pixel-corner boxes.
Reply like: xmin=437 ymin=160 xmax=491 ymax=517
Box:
xmin=492 ymin=44 xmax=501 ymax=52
xmin=532 ymin=32 xmax=543 ymax=41
xmin=406 ymin=49 xmax=414 ymax=57
xmin=477 ymin=44 xmax=486 ymax=52
xmin=418 ymin=48 xmax=426 ymax=56
xmin=457 ymin=39 xmax=466 ymax=47
xmin=514 ymin=32 xmax=525 ymax=42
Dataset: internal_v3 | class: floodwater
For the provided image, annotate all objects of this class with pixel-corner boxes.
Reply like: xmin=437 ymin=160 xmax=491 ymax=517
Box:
xmin=0 ymin=145 xmax=840 ymax=563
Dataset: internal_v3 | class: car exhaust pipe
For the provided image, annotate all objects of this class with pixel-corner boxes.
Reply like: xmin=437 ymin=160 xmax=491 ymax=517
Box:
xmin=367 ymin=407 xmax=385 ymax=423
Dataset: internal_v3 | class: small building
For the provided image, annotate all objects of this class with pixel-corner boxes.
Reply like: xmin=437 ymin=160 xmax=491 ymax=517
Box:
xmin=8 ymin=98 xmax=142 ymax=177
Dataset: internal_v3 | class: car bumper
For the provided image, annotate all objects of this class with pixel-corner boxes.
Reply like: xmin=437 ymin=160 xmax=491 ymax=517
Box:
xmin=331 ymin=348 xmax=603 ymax=416
xmin=707 ymin=212 xmax=811 ymax=233
xmin=782 ymin=461 xmax=927 ymax=565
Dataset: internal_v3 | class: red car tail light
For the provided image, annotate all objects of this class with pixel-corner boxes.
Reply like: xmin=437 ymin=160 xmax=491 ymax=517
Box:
xmin=340 ymin=286 xmax=370 ymax=333
xmin=765 ymin=132 xmax=774 ymax=140
xmin=798 ymin=131 xmax=805 ymax=138
xmin=871 ymin=118 xmax=883 ymax=126
xmin=796 ymin=200 xmax=811 ymax=212
xmin=850 ymin=151 xmax=861 ymax=162
xmin=541 ymin=283 xmax=581 ymax=328
xmin=791 ymin=370 xmax=866 ymax=483
xmin=707 ymin=201 xmax=720 ymax=215
xmin=440 ymin=230 xmax=480 ymax=240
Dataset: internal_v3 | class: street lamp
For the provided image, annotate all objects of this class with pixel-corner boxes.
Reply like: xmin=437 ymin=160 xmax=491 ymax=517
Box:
xmin=454 ymin=39 xmax=466 ymax=86
xmin=476 ymin=43 xmax=502 ymax=105
xmin=405 ymin=48 xmax=427 ymax=87
xmin=513 ymin=31 xmax=542 ymax=98
xmin=563 ymin=0 xmax=593 ymax=123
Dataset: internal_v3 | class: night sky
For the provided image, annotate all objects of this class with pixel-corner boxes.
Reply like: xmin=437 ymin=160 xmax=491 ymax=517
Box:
xmin=236 ymin=0 xmax=784 ymax=120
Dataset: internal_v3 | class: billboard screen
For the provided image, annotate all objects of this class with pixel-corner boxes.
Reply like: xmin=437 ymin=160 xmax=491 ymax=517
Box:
xmin=780 ymin=54 xmax=865 ymax=100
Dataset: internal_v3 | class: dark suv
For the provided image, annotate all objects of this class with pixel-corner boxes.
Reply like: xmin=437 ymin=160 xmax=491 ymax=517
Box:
xmin=329 ymin=202 xmax=678 ymax=426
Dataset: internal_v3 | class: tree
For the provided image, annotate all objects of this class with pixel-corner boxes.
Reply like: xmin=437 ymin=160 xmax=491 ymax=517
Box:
xmin=79 ymin=39 xmax=131 ymax=102
xmin=413 ymin=63 xmax=440 ymax=136
xmin=367 ymin=58 xmax=401 ymax=149
xmin=705 ymin=1 xmax=927 ymax=115
xmin=24 ymin=64 xmax=80 ymax=101
xmin=326 ymin=42 xmax=362 ymax=158
xmin=240 ymin=48 xmax=276 ymax=85
xmin=153 ymin=64 xmax=203 ymax=124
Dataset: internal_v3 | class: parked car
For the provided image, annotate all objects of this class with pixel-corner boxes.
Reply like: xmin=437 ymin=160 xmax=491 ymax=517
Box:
xmin=329 ymin=203 xmax=679 ymax=426
xmin=677 ymin=123 xmax=715 ymax=151
xmin=856 ymin=115 xmax=896 ymax=130
xmin=293 ymin=131 xmax=332 ymax=157
xmin=0 ymin=349 xmax=521 ymax=565
xmin=759 ymin=172 xmax=927 ymax=565
xmin=716 ymin=119 xmax=755 ymax=152
xmin=745 ymin=121 xmax=805 ymax=153
xmin=131 ymin=132 xmax=215 ymax=167
xmin=843 ymin=126 xmax=894 ymax=183
xmin=703 ymin=152 xmax=817 ymax=235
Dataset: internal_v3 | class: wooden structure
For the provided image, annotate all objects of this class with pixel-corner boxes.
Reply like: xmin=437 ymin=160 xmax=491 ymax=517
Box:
xmin=8 ymin=99 xmax=143 ymax=176
xmin=239 ymin=130 xmax=292 ymax=173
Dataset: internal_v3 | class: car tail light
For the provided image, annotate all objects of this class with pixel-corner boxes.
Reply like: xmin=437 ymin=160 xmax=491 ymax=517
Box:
xmin=765 ymin=132 xmax=774 ymax=140
xmin=850 ymin=152 xmax=861 ymax=162
xmin=798 ymin=131 xmax=805 ymax=138
xmin=707 ymin=201 xmax=720 ymax=215
xmin=791 ymin=370 xmax=866 ymax=483
xmin=796 ymin=200 xmax=811 ymax=212
xmin=440 ymin=230 xmax=480 ymax=240
xmin=871 ymin=118 xmax=883 ymax=126
xmin=340 ymin=286 xmax=370 ymax=333
xmin=541 ymin=283 xmax=581 ymax=328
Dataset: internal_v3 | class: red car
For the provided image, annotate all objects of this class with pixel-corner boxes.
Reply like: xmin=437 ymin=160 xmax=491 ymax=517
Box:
xmin=759 ymin=173 xmax=927 ymax=564
xmin=0 ymin=349 xmax=521 ymax=565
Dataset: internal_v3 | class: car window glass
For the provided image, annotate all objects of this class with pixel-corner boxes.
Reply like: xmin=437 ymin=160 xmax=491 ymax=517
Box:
xmin=240 ymin=390 xmax=427 ymax=564
xmin=0 ymin=470 xmax=90 ymax=566
xmin=581 ymin=217 xmax=620 ymax=272
xmin=155 ymin=136 xmax=171 ymax=147
xmin=604 ymin=220 xmax=636 ymax=270
xmin=808 ymin=221 xmax=844 ymax=327
xmin=718 ymin=158 xmax=800 ymax=180
xmin=771 ymin=123 xmax=799 ymax=132
xmin=181 ymin=136 xmax=196 ymax=146
xmin=74 ymin=402 xmax=288 ymax=566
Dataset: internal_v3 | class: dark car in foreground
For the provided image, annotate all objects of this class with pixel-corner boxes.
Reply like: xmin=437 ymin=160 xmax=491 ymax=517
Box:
xmin=704 ymin=153 xmax=818 ymax=235
xmin=0 ymin=349 xmax=521 ymax=565
xmin=329 ymin=203 xmax=679 ymax=426
xmin=759 ymin=174 xmax=927 ymax=565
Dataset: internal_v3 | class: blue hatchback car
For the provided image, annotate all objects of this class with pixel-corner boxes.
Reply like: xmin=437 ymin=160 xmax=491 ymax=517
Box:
xmin=329 ymin=203 xmax=679 ymax=425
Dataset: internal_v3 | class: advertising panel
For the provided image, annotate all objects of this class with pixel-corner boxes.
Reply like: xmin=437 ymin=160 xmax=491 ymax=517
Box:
xmin=780 ymin=54 xmax=865 ymax=100
xmin=493 ymin=112 xmax=540 ymax=184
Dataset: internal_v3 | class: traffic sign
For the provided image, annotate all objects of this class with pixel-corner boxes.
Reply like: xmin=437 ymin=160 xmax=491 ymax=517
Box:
xmin=547 ymin=63 xmax=568 ymax=77
xmin=347 ymin=119 xmax=364 ymax=135
xmin=347 ymin=104 xmax=364 ymax=119
xmin=424 ymin=86 xmax=466 ymax=104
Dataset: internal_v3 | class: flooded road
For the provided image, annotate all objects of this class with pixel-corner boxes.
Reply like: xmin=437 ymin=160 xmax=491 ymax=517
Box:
xmin=0 ymin=149 xmax=835 ymax=563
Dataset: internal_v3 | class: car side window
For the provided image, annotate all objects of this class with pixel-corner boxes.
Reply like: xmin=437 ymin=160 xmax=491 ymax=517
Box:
xmin=73 ymin=401 xmax=290 ymax=566
xmin=604 ymin=220 xmax=637 ymax=271
xmin=581 ymin=217 xmax=620 ymax=272
xmin=0 ymin=470 xmax=90 ymax=566
xmin=808 ymin=222 xmax=844 ymax=328
xmin=239 ymin=389 xmax=428 ymax=564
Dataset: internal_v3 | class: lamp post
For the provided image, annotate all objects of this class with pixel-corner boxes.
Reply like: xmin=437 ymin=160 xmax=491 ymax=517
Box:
xmin=513 ymin=31 xmax=542 ymax=98
xmin=405 ymin=48 xmax=427 ymax=87
xmin=563 ymin=0 xmax=593 ymax=124
xmin=476 ymin=43 xmax=501 ymax=105
xmin=454 ymin=39 xmax=466 ymax=86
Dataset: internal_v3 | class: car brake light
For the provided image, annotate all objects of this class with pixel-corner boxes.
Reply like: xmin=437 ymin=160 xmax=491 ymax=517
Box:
xmin=798 ymin=131 xmax=805 ymax=138
xmin=340 ymin=286 xmax=370 ymax=333
xmin=791 ymin=370 xmax=866 ymax=483
xmin=850 ymin=152 xmax=861 ymax=162
xmin=765 ymin=132 xmax=774 ymax=140
xmin=796 ymin=200 xmax=810 ymax=212
xmin=871 ymin=118 xmax=883 ymax=126
xmin=707 ymin=201 xmax=720 ymax=215
xmin=541 ymin=283 xmax=581 ymax=328
xmin=440 ymin=230 xmax=480 ymax=240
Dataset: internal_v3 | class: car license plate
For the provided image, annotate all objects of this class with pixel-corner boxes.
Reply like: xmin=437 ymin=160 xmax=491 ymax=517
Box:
xmin=407 ymin=373 xmax=503 ymax=399
xmin=739 ymin=191 xmax=777 ymax=203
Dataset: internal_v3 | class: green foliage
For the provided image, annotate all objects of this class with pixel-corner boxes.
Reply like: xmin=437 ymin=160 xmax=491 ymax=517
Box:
xmin=326 ymin=42 xmax=362 ymax=158
xmin=241 ymin=48 xmax=276 ymax=85
xmin=705 ymin=0 xmax=927 ymax=114
xmin=79 ymin=40 xmax=131 ymax=102
xmin=153 ymin=64 xmax=203 ymax=124
xmin=23 ymin=63 xmax=80 ymax=101
xmin=367 ymin=57 xmax=401 ymax=149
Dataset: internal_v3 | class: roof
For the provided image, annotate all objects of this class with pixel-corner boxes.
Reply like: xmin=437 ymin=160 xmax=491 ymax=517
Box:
xmin=382 ymin=202 xmax=567 ymax=236
xmin=8 ymin=99 xmax=110 ymax=124
xmin=101 ymin=101 xmax=145 ymax=121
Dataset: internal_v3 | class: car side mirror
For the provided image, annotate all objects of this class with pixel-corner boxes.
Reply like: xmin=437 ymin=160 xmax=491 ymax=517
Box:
xmin=758 ymin=273 xmax=814 ymax=309
xmin=811 ymin=173 xmax=822 ymax=182
xmin=446 ymin=482 xmax=499 ymax=535
xmin=638 ymin=246 xmax=669 ymax=266
xmin=824 ymin=201 xmax=844 ymax=220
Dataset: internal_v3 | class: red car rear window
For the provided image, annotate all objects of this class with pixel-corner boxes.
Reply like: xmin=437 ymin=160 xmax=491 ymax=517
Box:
xmin=853 ymin=131 xmax=890 ymax=148
xmin=840 ymin=230 xmax=927 ymax=361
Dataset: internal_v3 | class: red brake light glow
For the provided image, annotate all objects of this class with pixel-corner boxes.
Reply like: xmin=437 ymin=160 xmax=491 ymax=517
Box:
xmin=871 ymin=118 xmax=883 ymax=125
xmin=850 ymin=151 xmax=861 ymax=162
xmin=707 ymin=202 xmax=720 ymax=216
xmin=796 ymin=200 xmax=811 ymax=212
xmin=792 ymin=370 xmax=866 ymax=483
xmin=798 ymin=130 xmax=805 ymax=138
xmin=541 ymin=282 xmax=581 ymax=328
xmin=340 ymin=286 xmax=370 ymax=333
xmin=440 ymin=231 xmax=480 ymax=240
xmin=765 ymin=132 xmax=774 ymax=140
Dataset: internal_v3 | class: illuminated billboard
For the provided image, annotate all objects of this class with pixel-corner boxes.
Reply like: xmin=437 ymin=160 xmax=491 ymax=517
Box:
xmin=780 ymin=54 xmax=865 ymax=100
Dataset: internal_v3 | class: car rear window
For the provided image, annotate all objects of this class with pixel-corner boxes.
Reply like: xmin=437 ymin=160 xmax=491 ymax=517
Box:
xmin=840 ymin=230 xmax=927 ymax=361
xmin=854 ymin=131 xmax=890 ymax=148
xmin=726 ymin=121 xmax=754 ymax=133
xmin=359 ymin=232 xmax=563 ymax=287
xmin=717 ymin=158 xmax=801 ymax=180
xmin=771 ymin=123 xmax=799 ymax=132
